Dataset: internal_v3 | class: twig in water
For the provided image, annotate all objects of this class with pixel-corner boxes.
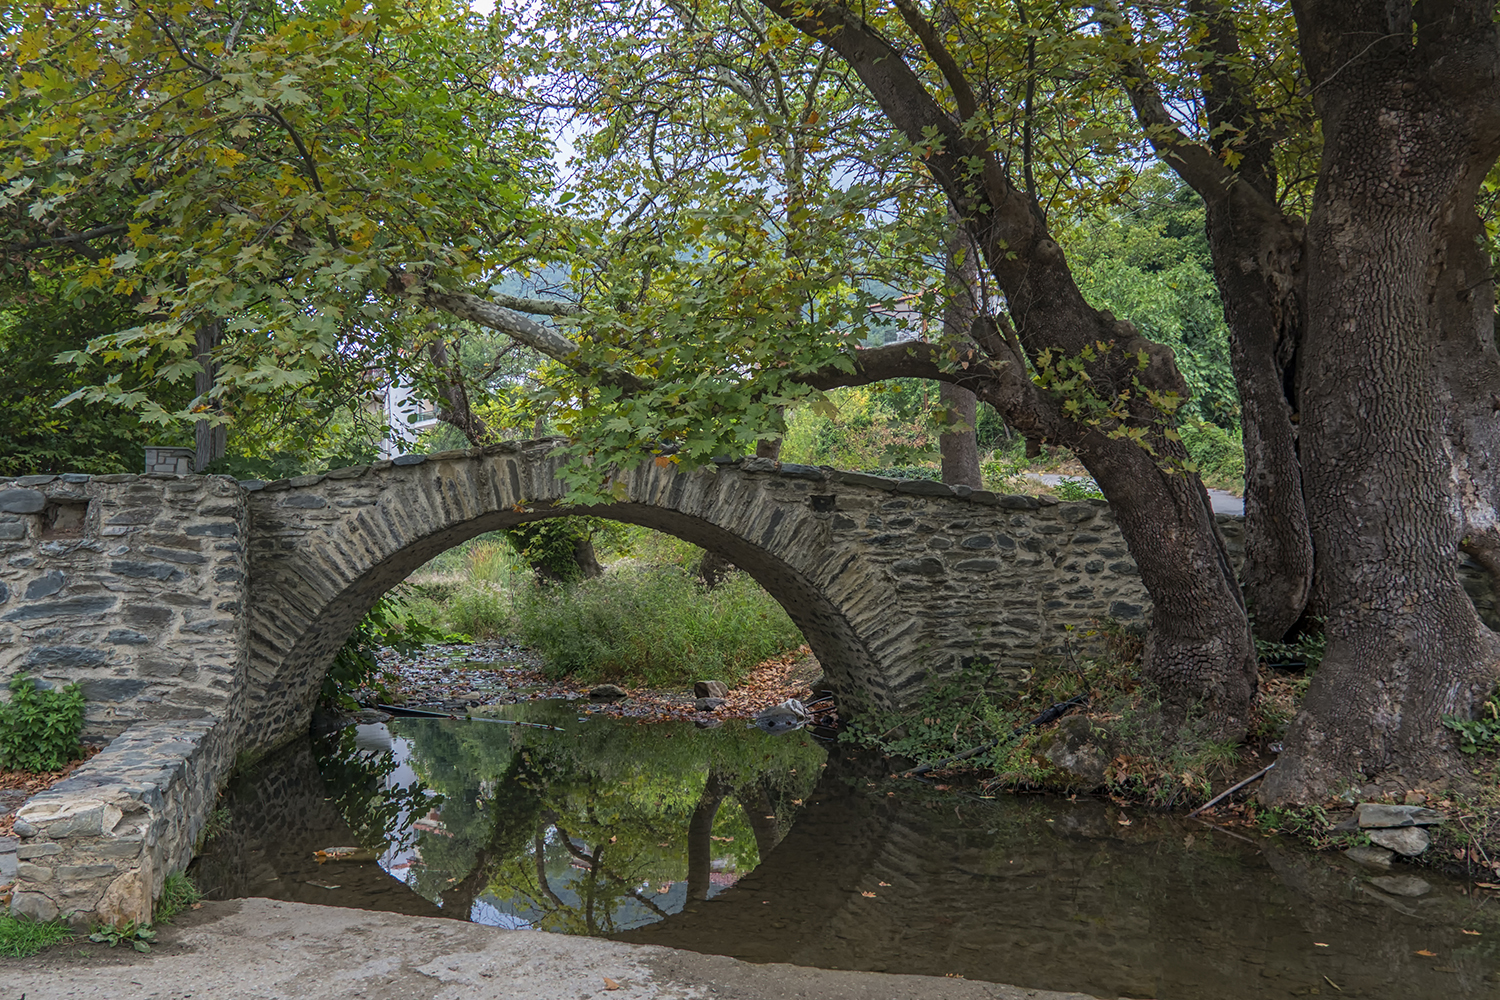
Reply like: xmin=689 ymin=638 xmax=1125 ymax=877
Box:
xmin=1323 ymin=974 xmax=1343 ymax=992
xmin=1184 ymin=763 xmax=1274 ymax=819
xmin=1188 ymin=816 xmax=1261 ymax=847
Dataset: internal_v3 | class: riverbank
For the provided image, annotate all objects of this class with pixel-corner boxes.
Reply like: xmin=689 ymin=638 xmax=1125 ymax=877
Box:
xmin=5 ymin=897 xmax=1106 ymax=1000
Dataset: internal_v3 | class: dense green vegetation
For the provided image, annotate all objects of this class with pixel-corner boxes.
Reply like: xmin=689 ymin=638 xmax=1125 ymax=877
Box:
xmin=0 ymin=913 xmax=72 ymax=957
xmin=396 ymin=524 xmax=803 ymax=690
xmin=0 ymin=676 xmax=84 ymax=772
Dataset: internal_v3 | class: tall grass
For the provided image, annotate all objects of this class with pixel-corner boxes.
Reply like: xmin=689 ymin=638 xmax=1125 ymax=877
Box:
xmin=511 ymin=567 xmax=804 ymax=687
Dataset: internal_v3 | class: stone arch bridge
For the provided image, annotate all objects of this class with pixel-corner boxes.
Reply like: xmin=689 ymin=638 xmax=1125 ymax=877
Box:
xmin=0 ymin=438 xmax=1223 ymax=926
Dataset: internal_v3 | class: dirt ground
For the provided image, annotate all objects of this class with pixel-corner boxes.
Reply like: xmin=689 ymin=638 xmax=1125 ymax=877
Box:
xmin=6 ymin=897 xmax=1106 ymax=1000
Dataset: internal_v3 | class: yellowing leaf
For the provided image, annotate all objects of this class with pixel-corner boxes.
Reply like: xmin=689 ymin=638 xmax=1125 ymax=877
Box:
xmin=603 ymin=977 xmax=621 ymax=990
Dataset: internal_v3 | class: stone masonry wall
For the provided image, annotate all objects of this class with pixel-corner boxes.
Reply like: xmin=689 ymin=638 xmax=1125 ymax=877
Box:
xmin=0 ymin=473 xmax=249 ymax=927
xmin=9 ymin=719 xmax=230 ymax=928
xmin=0 ymin=473 xmax=249 ymax=738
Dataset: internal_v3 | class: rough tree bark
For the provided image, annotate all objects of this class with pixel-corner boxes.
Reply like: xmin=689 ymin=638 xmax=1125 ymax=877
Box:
xmin=939 ymin=220 xmax=982 ymax=489
xmin=1112 ymin=0 xmax=1313 ymax=641
xmin=1262 ymin=0 xmax=1500 ymax=801
xmin=763 ymin=0 xmax=1257 ymax=736
xmin=193 ymin=320 xmax=227 ymax=472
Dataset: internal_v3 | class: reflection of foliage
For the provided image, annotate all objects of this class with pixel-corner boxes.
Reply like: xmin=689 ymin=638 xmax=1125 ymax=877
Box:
xmin=315 ymin=726 xmax=441 ymax=855
xmin=366 ymin=702 xmax=824 ymax=931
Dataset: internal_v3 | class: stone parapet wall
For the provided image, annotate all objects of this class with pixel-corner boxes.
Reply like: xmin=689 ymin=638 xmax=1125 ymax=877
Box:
xmin=0 ymin=473 xmax=249 ymax=739
xmin=8 ymin=718 xmax=231 ymax=927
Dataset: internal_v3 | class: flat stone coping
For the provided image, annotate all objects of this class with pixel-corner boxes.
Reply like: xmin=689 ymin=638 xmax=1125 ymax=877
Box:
xmin=4 ymin=898 xmax=1105 ymax=1000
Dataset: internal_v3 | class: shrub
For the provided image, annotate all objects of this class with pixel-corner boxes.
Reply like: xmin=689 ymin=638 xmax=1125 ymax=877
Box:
xmin=1052 ymin=476 xmax=1104 ymax=500
xmin=0 ymin=676 xmax=84 ymax=772
xmin=511 ymin=567 xmax=804 ymax=687
xmin=1180 ymin=420 xmax=1245 ymax=493
xmin=444 ymin=586 xmax=511 ymax=639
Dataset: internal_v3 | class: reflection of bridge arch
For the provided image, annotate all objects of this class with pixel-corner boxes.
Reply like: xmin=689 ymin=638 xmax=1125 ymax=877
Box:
xmin=244 ymin=438 xmax=1154 ymax=751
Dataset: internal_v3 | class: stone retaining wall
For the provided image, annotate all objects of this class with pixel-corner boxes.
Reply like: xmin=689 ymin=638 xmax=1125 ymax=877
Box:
xmin=8 ymin=719 xmax=229 ymax=927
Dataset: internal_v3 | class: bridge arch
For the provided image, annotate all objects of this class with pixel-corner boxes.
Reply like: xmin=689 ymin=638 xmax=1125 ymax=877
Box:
xmin=241 ymin=439 xmax=1153 ymax=751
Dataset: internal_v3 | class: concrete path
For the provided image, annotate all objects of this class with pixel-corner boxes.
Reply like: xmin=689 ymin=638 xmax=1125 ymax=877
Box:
xmin=8 ymin=898 xmax=1107 ymax=1000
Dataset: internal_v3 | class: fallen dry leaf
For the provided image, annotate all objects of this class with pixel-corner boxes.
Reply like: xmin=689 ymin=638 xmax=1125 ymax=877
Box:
xmin=1463 ymin=929 xmax=1481 ymax=936
xmin=603 ymin=977 xmax=621 ymax=990
xmin=860 ymin=891 xmax=877 ymax=898
xmin=1415 ymin=950 xmax=1437 ymax=957
xmin=878 ymin=881 xmax=891 ymax=886
xmin=1313 ymin=942 xmax=1329 ymax=948
xmin=1118 ymin=817 xmax=1133 ymax=826
xmin=1476 ymin=882 xmax=1500 ymax=890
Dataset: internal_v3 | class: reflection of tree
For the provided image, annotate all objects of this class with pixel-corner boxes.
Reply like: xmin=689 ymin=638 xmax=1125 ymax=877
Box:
xmin=314 ymin=727 xmax=441 ymax=855
xmin=735 ymin=777 xmax=783 ymax=860
xmin=333 ymin=701 xmax=825 ymax=932
xmin=687 ymin=771 xmax=733 ymax=901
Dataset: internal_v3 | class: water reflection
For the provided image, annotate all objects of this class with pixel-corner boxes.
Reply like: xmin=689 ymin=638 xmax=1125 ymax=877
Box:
xmin=196 ymin=704 xmax=1500 ymax=1000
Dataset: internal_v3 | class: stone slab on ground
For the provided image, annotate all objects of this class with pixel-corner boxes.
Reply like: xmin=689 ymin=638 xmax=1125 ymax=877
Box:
xmin=0 ymin=834 xmax=15 ymax=880
xmin=6 ymin=897 xmax=1107 ymax=1000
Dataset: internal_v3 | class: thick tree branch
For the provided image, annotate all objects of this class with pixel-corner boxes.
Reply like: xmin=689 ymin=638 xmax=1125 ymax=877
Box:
xmin=891 ymin=0 xmax=978 ymax=123
xmin=1093 ymin=5 xmax=1238 ymax=201
xmin=487 ymin=291 xmax=581 ymax=317
xmin=409 ymin=279 xmax=645 ymax=393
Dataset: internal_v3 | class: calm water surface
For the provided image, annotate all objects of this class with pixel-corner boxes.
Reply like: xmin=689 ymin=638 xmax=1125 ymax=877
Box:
xmin=193 ymin=701 xmax=1500 ymax=999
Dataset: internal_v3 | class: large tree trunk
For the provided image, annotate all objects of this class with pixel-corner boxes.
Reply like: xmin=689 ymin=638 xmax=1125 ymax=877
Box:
xmin=193 ymin=320 xmax=226 ymax=472
xmin=939 ymin=219 xmax=982 ymax=489
xmin=1115 ymin=0 xmax=1314 ymax=642
xmin=1263 ymin=0 xmax=1500 ymax=801
xmin=765 ymin=0 xmax=1258 ymax=737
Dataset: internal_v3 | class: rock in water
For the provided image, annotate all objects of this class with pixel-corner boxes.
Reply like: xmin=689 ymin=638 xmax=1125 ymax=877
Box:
xmin=694 ymin=680 xmax=729 ymax=699
xmin=1368 ymin=875 xmax=1432 ymax=897
xmin=1344 ymin=844 xmax=1395 ymax=867
xmin=695 ymin=697 xmax=727 ymax=712
xmin=1367 ymin=826 xmax=1430 ymax=856
xmin=589 ymin=684 xmax=628 ymax=700
xmin=1037 ymin=714 xmax=1107 ymax=788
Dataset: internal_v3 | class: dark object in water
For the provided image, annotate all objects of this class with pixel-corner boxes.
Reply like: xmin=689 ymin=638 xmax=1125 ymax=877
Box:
xmin=750 ymin=693 xmax=838 ymax=738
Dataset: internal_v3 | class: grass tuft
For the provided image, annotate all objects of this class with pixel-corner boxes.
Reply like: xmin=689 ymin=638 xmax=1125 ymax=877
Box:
xmin=0 ymin=913 xmax=73 ymax=958
xmin=154 ymin=870 xmax=201 ymax=923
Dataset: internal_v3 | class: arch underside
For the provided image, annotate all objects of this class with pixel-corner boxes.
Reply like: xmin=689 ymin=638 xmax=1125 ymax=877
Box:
xmin=246 ymin=502 xmax=882 ymax=750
